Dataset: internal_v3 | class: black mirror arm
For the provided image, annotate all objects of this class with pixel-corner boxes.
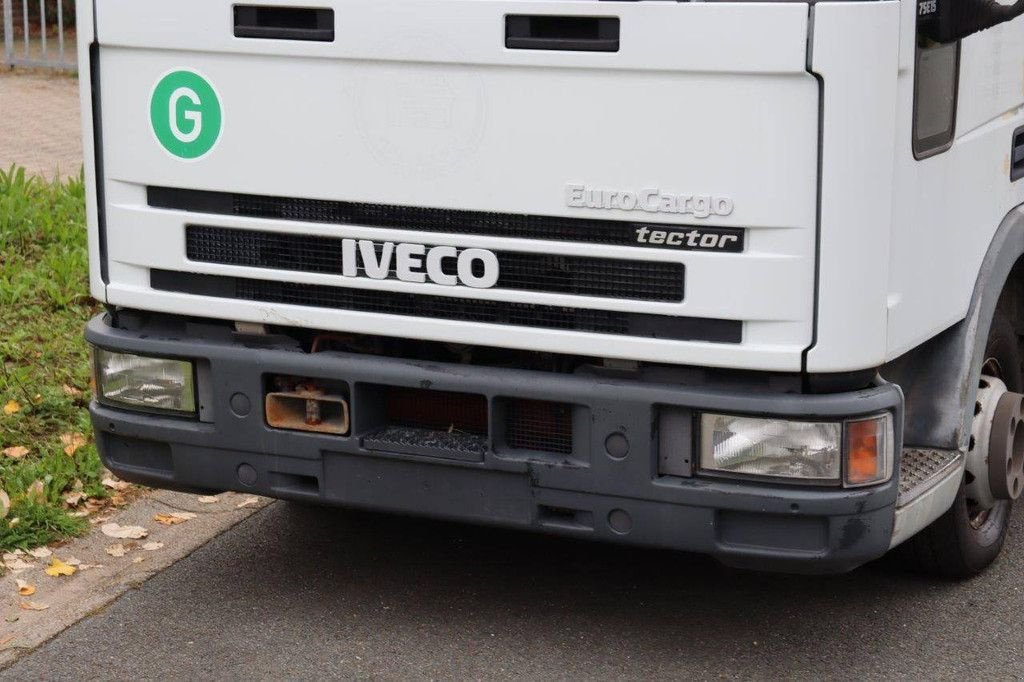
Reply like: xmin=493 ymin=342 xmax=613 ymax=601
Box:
xmin=920 ymin=0 xmax=1024 ymax=43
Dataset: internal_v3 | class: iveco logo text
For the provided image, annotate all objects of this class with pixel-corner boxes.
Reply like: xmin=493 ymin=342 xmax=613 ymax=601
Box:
xmin=566 ymin=184 xmax=734 ymax=219
xmin=340 ymin=239 xmax=499 ymax=289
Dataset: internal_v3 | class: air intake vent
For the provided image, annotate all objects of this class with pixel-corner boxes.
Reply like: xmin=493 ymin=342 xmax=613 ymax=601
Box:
xmin=149 ymin=270 xmax=743 ymax=344
xmin=186 ymin=225 xmax=684 ymax=302
xmin=1013 ymin=125 xmax=1024 ymax=182
xmin=505 ymin=399 xmax=574 ymax=455
xmin=384 ymin=387 xmax=487 ymax=436
xmin=148 ymin=187 xmax=745 ymax=253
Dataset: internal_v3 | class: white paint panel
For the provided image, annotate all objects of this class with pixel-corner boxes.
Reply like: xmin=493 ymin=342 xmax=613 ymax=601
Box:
xmin=104 ymin=282 xmax=809 ymax=371
xmin=885 ymin=8 xmax=1024 ymax=361
xmin=808 ymin=2 xmax=901 ymax=372
xmin=96 ymin=0 xmax=810 ymax=74
xmin=89 ymin=0 xmax=820 ymax=371
xmin=76 ymin=0 xmax=104 ymax=300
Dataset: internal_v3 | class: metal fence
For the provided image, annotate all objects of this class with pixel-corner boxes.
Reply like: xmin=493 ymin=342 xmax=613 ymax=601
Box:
xmin=2 ymin=0 xmax=76 ymax=71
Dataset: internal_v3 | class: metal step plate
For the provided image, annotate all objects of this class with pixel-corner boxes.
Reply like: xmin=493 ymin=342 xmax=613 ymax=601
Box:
xmin=898 ymin=448 xmax=963 ymax=507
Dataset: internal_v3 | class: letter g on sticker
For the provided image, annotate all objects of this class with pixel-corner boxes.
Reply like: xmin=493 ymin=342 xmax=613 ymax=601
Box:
xmin=150 ymin=70 xmax=223 ymax=160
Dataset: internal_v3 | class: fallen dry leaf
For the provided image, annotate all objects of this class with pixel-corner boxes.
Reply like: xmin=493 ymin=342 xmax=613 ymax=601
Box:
xmin=105 ymin=543 xmax=127 ymax=557
xmin=142 ymin=542 xmax=164 ymax=551
xmin=3 ymin=557 xmax=33 ymax=573
xmin=102 ymin=477 xmax=130 ymax=492
xmin=236 ymin=497 xmax=260 ymax=509
xmin=197 ymin=496 xmax=220 ymax=504
xmin=131 ymin=556 xmax=145 ymax=564
xmin=62 ymin=384 xmax=82 ymax=398
xmin=27 ymin=547 xmax=51 ymax=560
xmin=64 ymin=557 xmax=82 ymax=567
xmin=19 ymin=601 xmax=48 ymax=611
xmin=77 ymin=563 xmax=103 ymax=571
xmin=15 ymin=580 xmax=35 ymax=596
xmin=44 ymin=558 xmax=76 ymax=577
xmin=2 ymin=446 xmax=28 ymax=459
xmin=25 ymin=481 xmax=45 ymax=505
xmin=7 ymin=517 xmax=19 ymax=529
xmin=154 ymin=512 xmax=197 ymax=525
xmin=84 ymin=498 xmax=107 ymax=512
xmin=101 ymin=523 xmax=149 ymax=540
xmin=60 ymin=433 xmax=87 ymax=457
xmin=3 ymin=400 xmax=20 ymax=416
xmin=64 ymin=491 xmax=87 ymax=507
xmin=0 ymin=491 xmax=8 ymax=520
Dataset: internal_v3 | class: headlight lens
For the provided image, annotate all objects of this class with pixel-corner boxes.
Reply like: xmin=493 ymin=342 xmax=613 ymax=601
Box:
xmin=700 ymin=414 xmax=842 ymax=482
xmin=699 ymin=412 xmax=895 ymax=486
xmin=94 ymin=349 xmax=196 ymax=415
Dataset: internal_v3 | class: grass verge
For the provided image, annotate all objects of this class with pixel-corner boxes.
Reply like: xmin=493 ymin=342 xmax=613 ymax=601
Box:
xmin=0 ymin=165 xmax=108 ymax=552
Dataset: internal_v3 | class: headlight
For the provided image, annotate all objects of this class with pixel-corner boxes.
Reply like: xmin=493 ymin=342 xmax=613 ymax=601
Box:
xmin=699 ymin=413 xmax=893 ymax=486
xmin=94 ymin=348 xmax=196 ymax=415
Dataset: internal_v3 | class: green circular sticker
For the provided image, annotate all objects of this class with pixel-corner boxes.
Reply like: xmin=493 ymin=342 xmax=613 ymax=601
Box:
xmin=150 ymin=70 xmax=222 ymax=160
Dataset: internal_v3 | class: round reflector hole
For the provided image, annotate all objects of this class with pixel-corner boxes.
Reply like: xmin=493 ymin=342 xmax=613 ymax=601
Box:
xmin=605 ymin=432 xmax=629 ymax=460
xmin=237 ymin=463 xmax=258 ymax=487
xmin=608 ymin=508 xmax=633 ymax=535
xmin=229 ymin=392 xmax=252 ymax=417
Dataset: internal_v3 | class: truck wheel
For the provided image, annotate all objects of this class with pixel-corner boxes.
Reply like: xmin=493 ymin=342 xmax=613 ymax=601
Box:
xmin=906 ymin=312 xmax=1021 ymax=579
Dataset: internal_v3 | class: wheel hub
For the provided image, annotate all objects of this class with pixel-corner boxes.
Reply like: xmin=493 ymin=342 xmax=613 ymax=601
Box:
xmin=967 ymin=375 xmax=1024 ymax=511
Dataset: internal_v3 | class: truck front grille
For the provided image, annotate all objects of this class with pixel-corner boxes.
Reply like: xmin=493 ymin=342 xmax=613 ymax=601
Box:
xmin=185 ymin=225 xmax=684 ymax=302
xmin=148 ymin=186 xmax=745 ymax=253
xmin=149 ymin=270 xmax=742 ymax=343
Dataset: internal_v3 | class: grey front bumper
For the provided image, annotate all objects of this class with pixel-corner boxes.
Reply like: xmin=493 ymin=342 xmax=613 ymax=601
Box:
xmin=87 ymin=314 xmax=903 ymax=574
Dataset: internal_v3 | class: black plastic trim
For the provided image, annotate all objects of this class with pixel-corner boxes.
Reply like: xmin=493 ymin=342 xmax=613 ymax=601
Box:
xmin=146 ymin=187 xmax=746 ymax=254
xmin=185 ymin=224 xmax=685 ymax=302
xmin=90 ymin=41 xmax=109 ymax=285
xmin=86 ymin=313 xmax=904 ymax=574
xmin=233 ymin=6 xmax=334 ymax=42
xmin=149 ymin=269 xmax=742 ymax=344
xmin=1011 ymin=124 xmax=1024 ymax=182
xmin=505 ymin=15 xmax=619 ymax=52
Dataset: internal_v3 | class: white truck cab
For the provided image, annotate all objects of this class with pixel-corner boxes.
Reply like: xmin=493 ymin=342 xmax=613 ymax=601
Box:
xmin=80 ymin=0 xmax=1024 ymax=575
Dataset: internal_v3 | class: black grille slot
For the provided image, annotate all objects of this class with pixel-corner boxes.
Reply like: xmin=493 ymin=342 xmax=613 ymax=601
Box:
xmin=505 ymin=399 xmax=574 ymax=455
xmin=384 ymin=387 xmax=488 ymax=436
xmin=150 ymin=270 xmax=742 ymax=343
xmin=149 ymin=187 xmax=745 ymax=253
xmin=1013 ymin=125 xmax=1024 ymax=182
xmin=186 ymin=225 xmax=683 ymax=302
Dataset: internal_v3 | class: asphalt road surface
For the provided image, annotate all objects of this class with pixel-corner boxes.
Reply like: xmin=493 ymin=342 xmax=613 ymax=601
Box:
xmin=5 ymin=502 xmax=1023 ymax=680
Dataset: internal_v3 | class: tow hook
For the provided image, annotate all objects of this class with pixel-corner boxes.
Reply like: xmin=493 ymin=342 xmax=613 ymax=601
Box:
xmin=265 ymin=378 xmax=350 ymax=435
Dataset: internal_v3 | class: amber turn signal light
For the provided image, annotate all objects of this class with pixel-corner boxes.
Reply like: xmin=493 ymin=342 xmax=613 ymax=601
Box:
xmin=844 ymin=415 xmax=893 ymax=486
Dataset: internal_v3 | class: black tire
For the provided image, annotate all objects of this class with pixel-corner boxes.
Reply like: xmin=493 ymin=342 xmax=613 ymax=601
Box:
xmin=905 ymin=311 xmax=1021 ymax=579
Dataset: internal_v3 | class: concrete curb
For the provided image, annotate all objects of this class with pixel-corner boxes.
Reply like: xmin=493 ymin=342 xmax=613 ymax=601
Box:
xmin=0 ymin=490 xmax=271 ymax=668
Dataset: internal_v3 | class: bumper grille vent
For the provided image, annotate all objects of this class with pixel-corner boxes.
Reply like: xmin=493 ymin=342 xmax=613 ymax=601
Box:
xmin=505 ymin=399 xmax=574 ymax=455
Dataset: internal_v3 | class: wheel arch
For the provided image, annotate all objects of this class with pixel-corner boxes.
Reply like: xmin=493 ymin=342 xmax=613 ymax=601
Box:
xmin=883 ymin=203 xmax=1024 ymax=451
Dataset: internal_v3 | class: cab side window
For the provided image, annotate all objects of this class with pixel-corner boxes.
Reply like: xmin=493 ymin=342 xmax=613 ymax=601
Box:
xmin=913 ymin=38 xmax=960 ymax=159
